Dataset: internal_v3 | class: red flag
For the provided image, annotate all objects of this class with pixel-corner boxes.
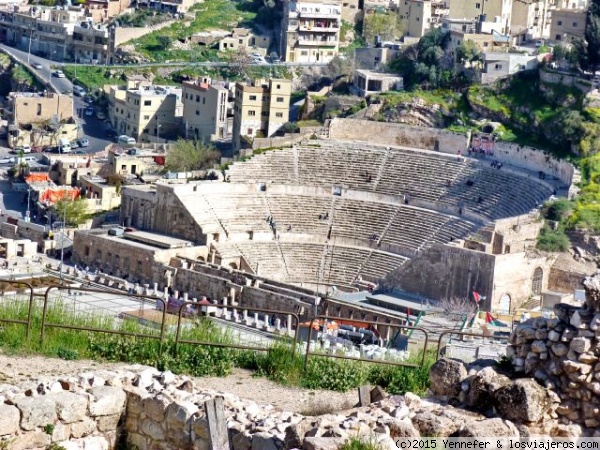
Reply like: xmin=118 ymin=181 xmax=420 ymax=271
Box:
xmin=473 ymin=291 xmax=481 ymax=304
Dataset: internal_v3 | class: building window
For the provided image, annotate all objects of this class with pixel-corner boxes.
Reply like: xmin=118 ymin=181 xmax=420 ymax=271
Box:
xmin=475 ymin=2 xmax=481 ymax=7
xmin=247 ymin=128 xmax=253 ymax=134
xmin=557 ymin=20 xmax=562 ymax=25
xmin=556 ymin=34 xmax=561 ymax=40
xmin=573 ymin=22 xmax=578 ymax=26
xmin=276 ymin=84 xmax=281 ymax=89
xmin=416 ymin=17 xmax=419 ymax=21
xmin=144 ymin=100 xmax=151 ymax=106
xmin=494 ymin=64 xmax=502 ymax=69
xmin=276 ymin=97 xmax=284 ymax=102
xmin=196 ymin=110 xmax=200 ymax=115
xmin=36 ymin=104 xmax=42 ymax=116
xmin=143 ymin=115 xmax=150 ymax=120
xmin=196 ymin=95 xmax=200 ymax=102
xmin=275 ymin=112 xmax=283 ymax=118
xmin=249 ymin=95 xmax=257 ymax=100
xmin=248 ymin=110 xmax=256 ymax=116
xmin=202 ymin=98 xmax=206 ymax=104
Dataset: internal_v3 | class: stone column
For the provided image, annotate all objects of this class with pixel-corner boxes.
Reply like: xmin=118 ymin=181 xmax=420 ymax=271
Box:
xmin=254 ymin=312 xmax=259 ymax=328
xmin=222 ymin=297 xmax=228 ymax=319
xmin=275 ymin=318 xmax=281 ymax=331
xmin=243 ymin=309 xmax=249 ymax=325
xmin=153 ymin=282 xmax=158 ymax=295
xmin=264 ymin=315 xmax=269 ymax=331
xmin=287 ymin=315 xmax=292 ymax=334
xmin=183 ymin=292 xmax=188 ymax=301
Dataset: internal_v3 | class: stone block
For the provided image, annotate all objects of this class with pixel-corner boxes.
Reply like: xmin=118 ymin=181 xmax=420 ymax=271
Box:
xmin=10 ymin=431 xmax=51 ymax=450
xmin=411 ymin=412 xmax=458 ymax=437
xmin=15 ymin=396 xmax=57 ymax=431
xmin=125 ymin=387 xmax=152 ymax=417
xmin=494 ymin=379 xmax=551 ymax=423
xmin=143 ymin=394 xmax=172 ymax=422
xmin=88 ymin=386 xmax=126 ymax=417
xmin=127 ymin=433 xmax=147 ymax=450
xmin=82 ymin=436 xmax=109 ymax=450
xmin=531 ymin=340 xmax=547 ymax=353
xmin=52 ymin=422 xmax=70 ymax=442
xmin=428 ymin=358 xmax=467 ymax=398
xmin=70 ymin=418 xmax=97 ymax=438
xmin=548 ymin=330 xmax=561 ymax=342
xmin=141 ymin=418 xmax=166 ymax=441
xmin=0 ymin=404 xmax=20 ymax=435
xmin=251 ymin=432 xmax=279 ymax=450
xmin=304 ymin=437 xmax=347 ymax=450
xmin=49 ymin=391 xmax=89 ymax=424
xmin=96 ymin=413 xmax=121 ymax=432
xmin=570 ymin=337 xmax=592 ymax=354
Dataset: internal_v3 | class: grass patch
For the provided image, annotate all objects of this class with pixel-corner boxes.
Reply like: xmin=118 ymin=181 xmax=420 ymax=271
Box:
xmin=0 ymin=296 xmax=435 ymax=395
xmin=127 ymin=0 xmax=257 ymax=62
xmin=340 ymin=437 xmax=385 ymax=450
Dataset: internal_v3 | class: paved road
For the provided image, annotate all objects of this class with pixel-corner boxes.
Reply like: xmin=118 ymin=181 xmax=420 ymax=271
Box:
xmin=1 ymin=44 xmax=114 ymax=153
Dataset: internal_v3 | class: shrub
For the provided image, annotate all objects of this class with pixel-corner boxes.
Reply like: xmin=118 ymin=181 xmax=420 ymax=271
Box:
xmin=542 ymin=198 xmax=573 ymax=222
xmin=537 ymin=225 xmax=571 ymax=252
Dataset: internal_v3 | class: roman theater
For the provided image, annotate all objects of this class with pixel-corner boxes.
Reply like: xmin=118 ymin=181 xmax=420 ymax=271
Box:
xmin=73 ymin=119 xmax=577 ymax=326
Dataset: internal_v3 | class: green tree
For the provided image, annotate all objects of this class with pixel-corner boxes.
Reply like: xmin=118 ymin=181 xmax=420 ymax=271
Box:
xmin=165 ymin=139 xmax=220 ymax=172
xmin=53 ymin=198 xmax=89 ymax=226
xmin=586 ymin=0 xmax=600 ymax=71
xmin=362 ymin=12 xmax=406 ymax=43
xmin=552 ymin=44 xmax=566 ymax=62
xmin=456 ymin=40 xmax=482 ymax=66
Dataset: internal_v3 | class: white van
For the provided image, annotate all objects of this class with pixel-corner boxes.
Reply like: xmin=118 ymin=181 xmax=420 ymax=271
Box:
xmin=58 ymin=138 xmax=72 ymax=153
xmin=117 ymin=135 xmax=136 ymax=145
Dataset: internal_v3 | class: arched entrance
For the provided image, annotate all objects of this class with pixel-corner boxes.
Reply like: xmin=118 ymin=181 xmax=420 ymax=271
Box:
xmin=532 ymin=267 xmax=543 ymax=295
xmin=228 ymin=262 xmax=238 ymax=270
xmin=498 ymin=293 xmax=511 ymax=314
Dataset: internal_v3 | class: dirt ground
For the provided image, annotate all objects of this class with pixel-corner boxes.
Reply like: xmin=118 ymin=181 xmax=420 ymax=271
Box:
xmin=0 ymin=353 xmax=357 ymax=415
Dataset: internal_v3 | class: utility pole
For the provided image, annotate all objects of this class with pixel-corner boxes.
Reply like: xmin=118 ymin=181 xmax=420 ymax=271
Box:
xmin=25 ymin=185 xmax=31 ymax=222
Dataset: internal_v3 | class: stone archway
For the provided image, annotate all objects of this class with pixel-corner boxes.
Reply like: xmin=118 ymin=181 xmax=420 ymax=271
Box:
xmin=229 ymin=262 xmax=238 ymax=270
xmin=498 ymin=292 xmax=511 ymax=314
xmin=532 ymin=267 xmax=543 ymax=295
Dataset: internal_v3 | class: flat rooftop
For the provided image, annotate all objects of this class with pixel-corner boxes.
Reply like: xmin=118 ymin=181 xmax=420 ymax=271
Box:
xmin=122 ymin=230 xmax=194 ymax=249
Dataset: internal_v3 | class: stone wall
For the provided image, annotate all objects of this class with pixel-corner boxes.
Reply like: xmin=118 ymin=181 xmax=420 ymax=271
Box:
xmin=507 ymin=273 xmax=600 ymax=429
xmin=328 ymin=118 xmax=470 ymax=154
xmin=327 ymin=119 xmax=575 ymax=188
xmin=539 ymin=68 xmax=593 ymax=94
xmin=0 ymin=364 xmax=555 ymax=450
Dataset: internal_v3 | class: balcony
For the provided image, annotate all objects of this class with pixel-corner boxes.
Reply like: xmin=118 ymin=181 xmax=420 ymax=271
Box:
xmin=299 ymin=25 xmax=339 ymax=32
xmin=299 ymin=10 xmax=340 ymax=19
xmin=296 ymin=39 xmax=337 ymax=46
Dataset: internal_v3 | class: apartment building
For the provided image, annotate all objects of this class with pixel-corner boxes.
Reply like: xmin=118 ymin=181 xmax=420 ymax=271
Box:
xmin=232 ymin=79 xmax=292 ymax=150
xmin=281 ymin=0 xmax=342 ymax=63
xmin=106 ymin=78 xmax=183 ymax=143
xmin=549 ymin=8 xmax=586 ymax=43
xmin=8 ymin=92 xmax=77 ymax=148
xmin=71 ymin=21 xmax=112 ymax=63
xmin=145 ymin=0 xmax=195 ymax=13
xmin=85 ymin=0 xmax=131 ymax=23
xmin=218 ymin=27 xmax=272 ymax=55
xmin=448 ymin=0 xmax=512 ymax=34
xmin=182 ymin=79 xmax=230 ymax=142
xmin=397 ymin=0 xmax=449 ymax=38
xmin=555 ymin=0 xmax=587 ymax=9
xmin=0 ymin=6 xmax=113 ymax=63
xmin=511 ymin=0 xmax=552 ymax=43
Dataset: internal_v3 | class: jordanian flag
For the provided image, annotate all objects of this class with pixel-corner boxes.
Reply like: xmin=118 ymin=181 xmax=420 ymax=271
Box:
xmin=485 ymin=312 xmax=508 ymax=327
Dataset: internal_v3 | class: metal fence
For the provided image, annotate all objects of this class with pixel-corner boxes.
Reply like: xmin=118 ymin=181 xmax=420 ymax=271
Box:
xmin=0 ymin=283 xmax=429 ymax=372
xmin=0 ymin=279 xmax=35 ymax=339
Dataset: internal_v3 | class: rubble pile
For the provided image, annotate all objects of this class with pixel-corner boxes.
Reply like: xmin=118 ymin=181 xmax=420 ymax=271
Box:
xmin=0 ymin=364 xmax=538 ymax=450
xmin=504 ymin=273 xmax=600 ymax=431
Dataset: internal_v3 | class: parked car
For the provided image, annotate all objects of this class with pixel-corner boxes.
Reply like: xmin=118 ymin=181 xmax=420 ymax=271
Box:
xmin=21 ymin=145 xmax=31 ymax=154
xmin=84 ymin=107 xmax=94 ymax=117
xmin=52 ymin=70 xmax=65 ymax=78
xmin=0 ymin=156 xmax=15 ymax=164
xmin=73 ymin=86 xmax=86 ymax=97
xmin=32 ymin=63 xmax=43 ymax=70
xmin=77 ymin=138 xmax=90 ymax=147
xmin=70 ymin=140 xmax=80 ymax=149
